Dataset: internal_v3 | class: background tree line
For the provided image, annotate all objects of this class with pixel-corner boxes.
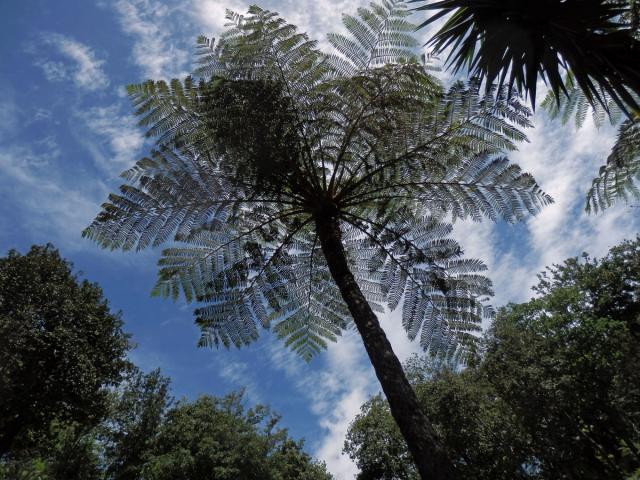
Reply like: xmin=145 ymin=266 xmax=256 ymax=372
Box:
xmin=0 ymin=245 xmax=332 ymax=480
xmin=345 ymin=237 xmax=640 ymax=479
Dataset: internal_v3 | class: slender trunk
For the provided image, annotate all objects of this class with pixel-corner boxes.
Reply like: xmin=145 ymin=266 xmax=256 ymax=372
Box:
xmin=315 ymin=214 xmax=455 ymax=480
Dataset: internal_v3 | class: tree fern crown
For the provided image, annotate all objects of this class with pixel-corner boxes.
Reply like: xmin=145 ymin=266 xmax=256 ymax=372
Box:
xmin=84 ymin=1 xmax=552 ymax=361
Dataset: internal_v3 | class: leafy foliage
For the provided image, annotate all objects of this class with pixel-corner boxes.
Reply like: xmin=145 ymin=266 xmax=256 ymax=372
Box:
xmin=0 ymin=246 xmax=331 ymax=479
xmin=1 ymin=371 xmax=332 ymax=480
xmin=85 ymin=1 xmax=550 ymax=361
xmin=346 ymin=237 xmax=640 ymax=479
xmin=0 ymin=421 xmax=103 ymax=480
xmin=102 ymin=368 xmax=172 ymax=480
xmin=0 ymin=245 xmax=131 ymax=456
xmin=345 ymin=394 xmax=421 ymax=480
xmin=345 ymin=370 xmax=531 ymax=480
xmin=140 ymin=393 xmax=332 ymax=480
xmin=413 ymin=0 xmax=640 ymax=112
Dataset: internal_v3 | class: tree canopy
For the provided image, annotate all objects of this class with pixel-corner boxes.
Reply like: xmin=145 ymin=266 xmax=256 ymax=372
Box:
xmin=138 ymin=392 xmax=332 ymax=480
xmin=345 ymin=237 xmax=640 ymax=479
xmin=1 ymin=370 xmax=332 ymax=480
xmin=0 ymin=244 xmax=131 ymax=456
xmin=0 ymin=245 xmax=331 ymax=480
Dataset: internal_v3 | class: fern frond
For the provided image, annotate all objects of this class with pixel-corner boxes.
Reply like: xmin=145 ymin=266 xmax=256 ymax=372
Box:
xmin=343 ymin=213 xmax=493 ymax=359
xmin=541 ymin=73 xmax=640 ymax=212
xmin=327 ymin=0 xmax=417 ymax=75
xmin=586 ymin=119 xmax=640 ymax=213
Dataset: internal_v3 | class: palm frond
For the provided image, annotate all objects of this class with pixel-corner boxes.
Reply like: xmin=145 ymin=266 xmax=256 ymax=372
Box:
xmin=412 ymin=0 xmax=640 ymax=113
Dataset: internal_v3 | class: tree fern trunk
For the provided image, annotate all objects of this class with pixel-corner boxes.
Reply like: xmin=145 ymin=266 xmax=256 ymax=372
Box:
xmin=315 ymin=215 xmax=455 ymax=480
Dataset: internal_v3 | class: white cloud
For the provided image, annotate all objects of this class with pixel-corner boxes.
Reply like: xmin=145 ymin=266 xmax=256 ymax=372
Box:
xmin=0 ymin=139 xmax=162 ymax=265
xmin=75 ymin=104 xmax=146 ymax=175
xmin=38 ymin=60 xmax=68 ymax=82
xmin=217 ymin=360 xmax=263 ymax=404
xmin=0 ymin=143 xmax=106 ymax=248
xmin=110 ymin=0 xmax=190 ymax=79
xmin=191 ymin=0 xmax=247 ymax=33
xmin=38 ymin=34 xmax=110 ymax=91
xmin=446 ymin=102 xmax=639 ymax=308
xmin=266 ymin=330 xmax=377 ymax=478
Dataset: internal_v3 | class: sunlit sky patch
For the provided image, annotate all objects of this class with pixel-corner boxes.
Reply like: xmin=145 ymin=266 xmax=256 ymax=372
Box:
xmin=1 ymin=1 xmax=638 ymax=477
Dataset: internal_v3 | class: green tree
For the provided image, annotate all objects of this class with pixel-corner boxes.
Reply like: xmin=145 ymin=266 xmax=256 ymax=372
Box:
xmin=1 ymin=373 xmax=332 ymax=480
xmin=483 ymin=238 xmax=640 ymax=478
xmin=346 ymin=237 xmax=640 ymax=479
xmin=140 ymin=393 xmax=332 ymax=480
xmin=84 ymin=2 xmax=550 ymax=477
xmin=0 ymin=244 xmax=131 ymax=456
xmin=345 ymin=361 xmax=532 ymax=480
xmin=102 ymin=368 xmax=171 ymax=480
xmin=0 ymin=421 xmax=102 ymax=480
xmin=345 ymin=394 xmax=420 ymax=480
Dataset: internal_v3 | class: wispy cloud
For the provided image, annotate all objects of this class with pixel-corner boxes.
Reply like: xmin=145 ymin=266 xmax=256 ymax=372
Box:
xmin=109 ymin=0 xmax=190 ymax=79
xmin=217 ymin=360 xmax=263 ymax=404
xmin=0 ymin=142 xmax=106 ymax=248
xmin=36 ymin=33 xmax=109 ymax=91
xmin=38 ymin=60 xmax=68 ymax=82
xmin=75 ymin=104 xmax=146 ymax=174
xmin=266 ymin=331 xmax=377 ymax=478
xmin=452 ymin=110 xmax=640 ymax=310
xmin=0 ymin=96 xmax=128 ymax=251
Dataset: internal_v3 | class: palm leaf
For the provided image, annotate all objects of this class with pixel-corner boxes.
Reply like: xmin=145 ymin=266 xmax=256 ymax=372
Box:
xmin=412 ymin=0 xmax=640 ymax=113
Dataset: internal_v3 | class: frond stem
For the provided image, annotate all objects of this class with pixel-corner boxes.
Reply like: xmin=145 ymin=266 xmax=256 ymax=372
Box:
xmin=335 ymin=120 xmax=471 ymax=202
xmin=199 ymin=209 xmax=306 ymax=262
xmin=246 ymin=216 xmax=313 ymax=290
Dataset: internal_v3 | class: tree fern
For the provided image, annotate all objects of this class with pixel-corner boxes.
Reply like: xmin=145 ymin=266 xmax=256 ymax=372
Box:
xmin=85 ymin=3 xmax=552 ymax=476
xmin=85 ymin=1 xmax=550 ymax=362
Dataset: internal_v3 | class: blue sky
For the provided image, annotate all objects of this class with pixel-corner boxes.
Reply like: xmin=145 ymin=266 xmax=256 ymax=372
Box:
xmin=1 ymin=1 xmax=638 ymax=478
